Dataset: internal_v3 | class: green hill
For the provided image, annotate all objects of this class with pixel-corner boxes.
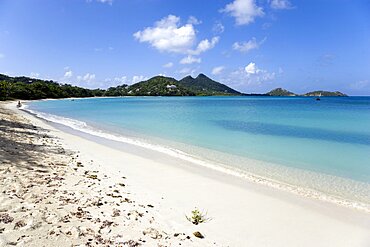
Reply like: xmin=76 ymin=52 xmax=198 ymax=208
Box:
xmin=266 ymin=88 xmax=296 ymax=96
xmin=105 ymin=74 xmax=241 ymax=96
xmin=178 ymin=74 xmax=241 ymax=95
xmin=0 ymin=74 xmax=104 ymax=100
xmin=303 ymin=91 xmax=347 ymax=97
xmin=123 ymin=76 xmax=195 ymax=96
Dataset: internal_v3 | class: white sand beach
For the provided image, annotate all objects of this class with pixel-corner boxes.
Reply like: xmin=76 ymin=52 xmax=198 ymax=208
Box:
xmin=1 ymin=101 xmax=370 ymax=247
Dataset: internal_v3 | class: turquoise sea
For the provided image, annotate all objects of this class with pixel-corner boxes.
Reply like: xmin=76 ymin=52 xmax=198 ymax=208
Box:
xmin=26 ymin=96 xmax=370 ymax=209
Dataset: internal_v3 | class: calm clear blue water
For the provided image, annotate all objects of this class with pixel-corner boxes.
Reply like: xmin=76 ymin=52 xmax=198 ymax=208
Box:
xmin=27 ymin=96 xmax=370 ymax=207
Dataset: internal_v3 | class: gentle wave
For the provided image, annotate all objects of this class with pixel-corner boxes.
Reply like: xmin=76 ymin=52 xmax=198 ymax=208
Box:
xmin=23 ymin=106 xmax=370 ymax=213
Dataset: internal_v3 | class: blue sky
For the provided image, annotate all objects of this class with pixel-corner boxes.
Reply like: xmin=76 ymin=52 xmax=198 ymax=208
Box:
xmin=0 ymin=0 xmax=369 ymax=95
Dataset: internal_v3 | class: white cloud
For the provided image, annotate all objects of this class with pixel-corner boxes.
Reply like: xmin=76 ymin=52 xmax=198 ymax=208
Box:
xmin=177 ymin=67 xmax=197 ymax=76
xmin=163 ymin=62 xmax=174 ymax=68
xmin=134 ymin=15 xmax=219 ymax=56
xmin=104 ymin=76 xmax=128 ymax=87
xmin=212 ymin=66 xmax=225 ymax=75
xmin=190 ymin=36 xmax=219 ymax=55
xmin=222 ymin=63 xmax=275 ymax=90
xmin=180 ymin=55 xmax=201 ymax=64
xmin=233 ymin=37 xmax=266 ymax=53
xmin=245 ymin=62 xmax=258 ymax=74
xmin=188 ymin=16 xmax=202 ymax=25
xmin=64 ymin=70 xmax=73 ymax=78
xmin=114 ymin=76 xmax=127 ymax=84
xmin=30 ymin=72 xmax=40 ymax=78
xmin=213 ymin=22 xmax=225 ymax=34
xmin=77 ymin=73 xmax=96 ymax=83
xmin=222 ymin=0 xmax=264 ymax=25
xmin=132 ymin=75 xmax=147 ymax=84
xmin=270 ymin=0 xmax=292 ymax=10
xmin=134 ymin=15 xmax=196 ymax=54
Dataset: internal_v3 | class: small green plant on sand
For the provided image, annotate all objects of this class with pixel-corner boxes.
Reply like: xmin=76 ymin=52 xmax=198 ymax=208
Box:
xmin=186 ymin=208 xmax=210 ymax=225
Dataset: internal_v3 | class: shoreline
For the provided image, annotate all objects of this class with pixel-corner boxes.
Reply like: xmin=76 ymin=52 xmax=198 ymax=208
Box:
xmin=0 ymin=102 xmax=208 ymax=246
xmin=2 ymin=101 xmax=370 ymax=246
xmin=22 ymin=101 xmax=370 ymax=213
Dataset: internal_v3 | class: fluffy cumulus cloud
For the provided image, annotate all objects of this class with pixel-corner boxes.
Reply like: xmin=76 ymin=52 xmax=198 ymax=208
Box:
xmin=245 ymin=62 xmax=258 ymax=74
xmin=233 ymin=37 xmax=265 ymax=53
xmin=212 ymin=66 xmax=225 ymax=75
xmin=77 ymin=73 xmax=96 ymax=83
xmin=222 ymin=0 xmax=264 ymax=25
xmin=180 ymin=55 xmax=201 ymax=64
xmin=163 ymin=62 xmax=174 ymax=68
xmin=270 ymin=0 xmax=292 ymax=10
xmin=134 ymin=15 xmax=219 ymax=61
xmin=222 ymin=62 xmax=275 ymax=90
xmin=190 ymin=37 xmax=219 ymax=55
xmin=134 ymin=15 xmax=196 ymax=54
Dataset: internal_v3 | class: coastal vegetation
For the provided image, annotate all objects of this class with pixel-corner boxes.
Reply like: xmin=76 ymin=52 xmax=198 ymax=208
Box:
xmin=186 ymin=208 xmax=210 ymax=225
xmin=106 ymin=76 xmax=196 ymax=96
xmin=303 ymin=91 xmax=347 ymax=97
xmin=104 ymin=74 xmax=241 ymax=96
xmin=0 ymin=74 xmax=104 ymax=100
xmin=266 ymin=88 xmax=296 ymax=96
xmin=0 ymin=73 xmax=347 ymax=100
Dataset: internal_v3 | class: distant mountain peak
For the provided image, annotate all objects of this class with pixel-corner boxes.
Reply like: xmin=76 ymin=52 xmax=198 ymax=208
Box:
xmin=196 ymin=73 xmax=208 ymax=78
xmin=178 ymin=73 xmax=241 ymax=95
xmin=183 ymin=75 xmax=194 ymax=80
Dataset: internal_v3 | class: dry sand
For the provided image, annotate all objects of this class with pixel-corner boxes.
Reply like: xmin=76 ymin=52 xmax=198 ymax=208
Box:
xmin=1 ymin=101 xmax=370 ymax=246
